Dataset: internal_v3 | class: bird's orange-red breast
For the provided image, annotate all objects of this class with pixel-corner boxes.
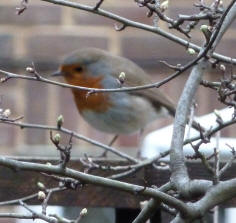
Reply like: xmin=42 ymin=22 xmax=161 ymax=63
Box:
xmin=53 ymin=48 xmax=177 ymax=134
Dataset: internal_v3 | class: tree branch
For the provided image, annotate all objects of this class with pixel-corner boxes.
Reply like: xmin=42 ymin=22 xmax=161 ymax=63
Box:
xmin=0 ymin=187 xmax=65 ymax=206
xmin=170 ymin=0 xmax=236 ymax=198
xmin=40 ymin=0 xmax=236 ymax=64
xmin=0 ymin=119 xmax=138 ymax=163
xmin=0 ymin=156 xmax=192 ymax=216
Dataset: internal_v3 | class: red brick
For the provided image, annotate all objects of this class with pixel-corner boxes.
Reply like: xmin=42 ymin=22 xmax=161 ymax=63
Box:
xmin=0 ymin=34 xmax=13 ymax=58
xmin=0 ymin=81 xmax=18 ymax=148
xmin=118 ymin=134 xmax=138 ymax=147
xmin=27 ymin=35 xmax=108 ymax=59
xmin=73 ymin=7 xmax=152 ymax=26
xmin=0 ymin=5 xmax=62 ymax=25
xmin=58 ymin=87 xmax=80 ymax=131
xmin=0 ymin=125 xmax=16 ymax=148
xmin=25 ymin=81 xmax=48 ymax=145
xmin=121 ymin=35 xmax=191 ymax=63
xmin=215 ymin=39 xmax=236 ymax=58
xmin=168 ymin=5 xmax=198 ymax=20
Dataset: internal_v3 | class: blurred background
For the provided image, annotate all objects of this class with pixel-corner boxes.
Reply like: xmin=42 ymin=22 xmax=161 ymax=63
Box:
xmin=0 ymin=0 xmax=235 ymax=157
xmin=0 ymin=0 xmax=236 ymax=222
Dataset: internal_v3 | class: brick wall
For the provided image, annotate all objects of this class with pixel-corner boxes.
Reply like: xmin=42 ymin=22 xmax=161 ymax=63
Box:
xmin=0 ymin=0 xmax=235 ymax=155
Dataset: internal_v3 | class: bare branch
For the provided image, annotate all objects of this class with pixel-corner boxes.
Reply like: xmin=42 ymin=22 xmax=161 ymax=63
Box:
xmin=170 ymin=0 xmax=236 ymax=197
xmin=93 ymin=0 xmax=104 ymax=10
xmin=184 ymin=118 xmax=236 ymax=145
xmin=218 ymin=144 xmax=236 ymax=178
xmin=0 ymin=187 xmax=65 ymax=206
xmin=0 ymin=156 xmax=191 ymax=215
xmin=39 ymin=0 xmax=236 ymax=64
xmin=19 ymin=200 xmax=58 ymax=223
xmin=0 ymin=119 xmax=138 ymax=163
xmin=16 ymin=0 xmax=28 ymax=15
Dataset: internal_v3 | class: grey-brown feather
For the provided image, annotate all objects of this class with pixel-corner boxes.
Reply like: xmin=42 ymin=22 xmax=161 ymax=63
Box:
xmin=62 ymin=47 xmax=177 ymax=116
xmin=62 ymin=48 xmax=203 ymax=131
xmin=99 ymin=49 xmax=177 ymax=116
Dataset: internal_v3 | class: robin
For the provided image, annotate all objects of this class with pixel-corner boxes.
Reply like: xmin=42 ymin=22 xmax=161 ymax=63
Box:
xmin=53 ymin=48 xmax=200 ymax=135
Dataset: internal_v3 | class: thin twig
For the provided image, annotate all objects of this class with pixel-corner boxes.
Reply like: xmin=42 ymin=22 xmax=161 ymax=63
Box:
xmin=184 ymin=118 xmax=236 ymax=145
xmin=218 ymin=144 xmax=236 ymax=178
xmin=40 ymin=0 xmax=236 ymax=64
xmin=93 ymin=0 xmax=104 ymax=10
xmin=0 ymin=187 xmax=66 ymax=206
xmin=19 ymin=200 xmax=57 ymax=223
xmin=0 ymin=156 xmax=191 ymax=216
xmin=0 ymin=119 xmax=138 ymax=163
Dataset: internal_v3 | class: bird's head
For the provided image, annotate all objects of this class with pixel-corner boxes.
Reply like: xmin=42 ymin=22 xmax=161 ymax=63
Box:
xmin=52 ymin=48 xmax=110 ymax=85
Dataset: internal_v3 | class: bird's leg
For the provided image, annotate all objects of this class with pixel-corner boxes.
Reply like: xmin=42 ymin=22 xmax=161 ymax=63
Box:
xmin=109 ymin=134 xmax=119 ymax=146
xmin=136 ymin=128 xmax=144 ymax=158
xmin=100 ymin=135 xmax=119 ymax=157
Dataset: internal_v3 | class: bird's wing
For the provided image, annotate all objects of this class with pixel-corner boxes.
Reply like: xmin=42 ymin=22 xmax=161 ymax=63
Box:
xmin=108 ymin=55 xmax=176 ymax=116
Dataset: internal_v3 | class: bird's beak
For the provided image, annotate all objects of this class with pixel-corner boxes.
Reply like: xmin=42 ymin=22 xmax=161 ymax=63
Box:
xmin=51 ymin=70 xmax=63 ymax=77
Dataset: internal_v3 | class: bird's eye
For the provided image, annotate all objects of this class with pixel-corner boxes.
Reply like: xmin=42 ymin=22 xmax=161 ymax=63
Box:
xmin=75 ymin=67 xmax=83 ymax=72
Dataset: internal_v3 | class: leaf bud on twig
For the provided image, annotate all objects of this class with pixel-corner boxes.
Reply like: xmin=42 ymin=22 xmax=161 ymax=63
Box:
xmin=200 ymin=25 xmax=212 ymax=43
xmin=3 ymin=109 xmax=11 ymax=118
xmin=160 ymin=0 xmax=169 ymax=11
xmin=37 ymin=182 xmax=46 ymax=190
xmin=80 ymin=208 xmax=88 ymax=217
xmin=219 ymin=64 xmax=226 ymax=72
xmin=53 ymin=133 xmax=61 ymax=144
xmin=38 ymin=191 xmax=46 ymax=200
xmin=187 ymin=48 xmax=196 ymax=55
xmin=26 ymin=66 xmax=34 ymax=73
xmin=118 ymin=72 xmax=126 ymax=84
xmin=46 ymin=162 xmax=52 ymax=166
xmin=57 ymin=115 xmax=64 ymax=128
